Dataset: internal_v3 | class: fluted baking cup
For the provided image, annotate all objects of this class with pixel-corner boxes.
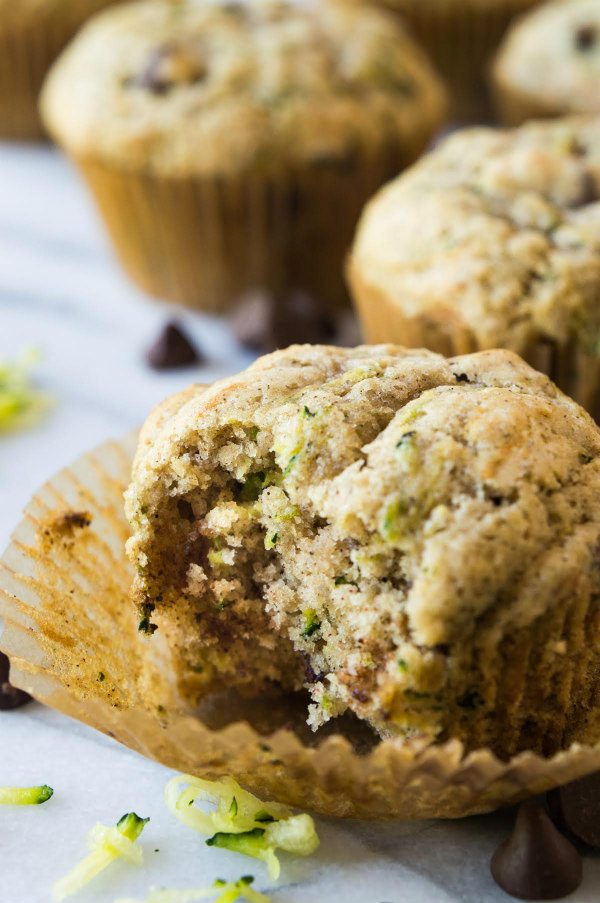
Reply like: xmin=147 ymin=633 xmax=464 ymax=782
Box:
xmin=352 ymin=272 xmax=600 ymax=422
xmin=371 ymin=0 xmax=540 ymax=122
xmin=1 ymin=435 xmax=600 ymax=819
xmin=0 ymin=4 xmax=124 ymax=140
xmin=73 ymin=143 xmax=426 ymax=314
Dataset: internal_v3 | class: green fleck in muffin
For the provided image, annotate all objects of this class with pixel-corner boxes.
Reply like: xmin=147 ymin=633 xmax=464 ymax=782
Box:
xmin=349 ymin=118 xmax=600 ymax=421
xmin=367 ymin=0 xmax=541 ymax=122
xmin=125 ymin=344 xmax=600 ymax=759
xmin=493 ymin=0 xmax=600 ymax=125
xmin=40 ymin=0 xmax=446 ymax=313
xmin=0 ymin=0 xmax=125 ymax=139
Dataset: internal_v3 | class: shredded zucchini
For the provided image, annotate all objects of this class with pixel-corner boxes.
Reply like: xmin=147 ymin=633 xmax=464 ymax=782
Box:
xmin=115 ymin=875 xmax=271 ymax=903
xmin=0 ymin=350 xmax=49 ymax=434
xmin=52 ymin=812 xmax=149 ymax=900
xmin=0 ymin=785 xmax=53 ymax=805
xmin=164 ymin=775 xmax=319 ymax=879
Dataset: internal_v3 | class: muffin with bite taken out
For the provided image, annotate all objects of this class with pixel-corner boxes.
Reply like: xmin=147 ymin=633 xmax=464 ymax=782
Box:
xmin=126 ymin=344 xmax=600 ymax=759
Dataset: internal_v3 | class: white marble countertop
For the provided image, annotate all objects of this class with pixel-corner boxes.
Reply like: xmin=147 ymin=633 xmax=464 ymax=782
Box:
xmin=0 ymin=144 xmax=599 ymax=903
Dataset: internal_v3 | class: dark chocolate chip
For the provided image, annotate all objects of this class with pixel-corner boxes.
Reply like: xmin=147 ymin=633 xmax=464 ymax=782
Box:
xmin=454 ymin=372 xmax=471 ymax=384
xmin=575 ymin=24 xmax=597 ymax=51
xmin=0 ymin=652 xmax=32 ymax=710
xmin=221 ymin=1 xmax=247 ymax=15
xmin=491 ymin=802 xmax=582 ymax=900
xmin=352 ymin=688 xmax=369 ymax=703
xmin=230 ymin=291 xmax=337 ymax=353
xmin=132 ymin=44 xmax=208 ymax=95
xmin=303 ymin=658 xmax=325 ymax=685
xmin=146 ymin=322 xmax=203 ymax=370
xmin=456 ymin=688 xmax=485 ymax=709
xmin=548 ymin=771 xmax=600 ymax=849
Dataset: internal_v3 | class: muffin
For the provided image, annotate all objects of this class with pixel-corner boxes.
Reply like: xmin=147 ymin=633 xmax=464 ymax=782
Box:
xmin=368 ymin=0 xmax=540 ymax=121
xmin=349 ymin=118 xmax=600 ymax=421
xmin=493 ymin=0 xmax=600 ymax=125
xmin=0 ymin=0 xmax=125 ymax=139
xmin=40 ymin=0 xmax=446 ymax=314
xmin=125 ymin=344 xmax=600 ymax=759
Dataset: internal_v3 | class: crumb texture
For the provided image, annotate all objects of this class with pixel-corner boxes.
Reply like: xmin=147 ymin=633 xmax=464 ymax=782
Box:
xmin=126 ymin=345 xmax=600 ymax=757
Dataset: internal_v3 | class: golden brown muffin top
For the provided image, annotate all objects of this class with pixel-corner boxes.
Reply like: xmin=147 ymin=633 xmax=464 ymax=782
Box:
xmin=350 ymin=118 xmax=600 ymax=355
xmin=494 ymin=0 xmax=600 ymax=115
xmin=41 ymin=0 xmax=446 ymax=176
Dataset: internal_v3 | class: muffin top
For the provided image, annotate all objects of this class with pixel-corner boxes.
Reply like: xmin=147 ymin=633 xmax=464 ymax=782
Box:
xmin=350 ymin=117 xmax=600 ymax=354
xmin=126 ymin=344 xmax=600 ymax=740
xmin=40 ymin=0 xmax=446 ymax=177
xmin=494 ymin=0 xmax=600 ymax=115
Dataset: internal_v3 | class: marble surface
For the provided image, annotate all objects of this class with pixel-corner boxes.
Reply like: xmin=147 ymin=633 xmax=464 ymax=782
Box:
xmin=0 ymin=143 xmax=599 ymax=903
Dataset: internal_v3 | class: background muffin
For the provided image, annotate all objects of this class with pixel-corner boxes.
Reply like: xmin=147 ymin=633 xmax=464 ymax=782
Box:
xmin=493 ymin=0 xmax=600 ymax=125
xmin=0 ymin=0 xmax=125 ymax=139
xmin=126 ymin=344 xmax=600 ymax=759
xmin=41 ymin=0 xmax=446 ymax=314
xmin=349 ymin=117 xmax=600 ymax=420
xmin=368 ymin=0 xmax=540 ymax=121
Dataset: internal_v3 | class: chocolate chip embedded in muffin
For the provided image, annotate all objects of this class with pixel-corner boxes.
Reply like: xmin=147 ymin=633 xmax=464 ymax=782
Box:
xmin=132 ymin=43 xmax=208 ymax=94
xmin=575 ymin=24 xmax=597 ymax=51
xmin=491 ymin=802 xmax=582 ymax=900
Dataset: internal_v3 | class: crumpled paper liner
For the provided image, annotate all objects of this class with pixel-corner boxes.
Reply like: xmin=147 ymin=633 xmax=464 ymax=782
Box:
xmin=1 ymin=435 xmax=600 ymax=820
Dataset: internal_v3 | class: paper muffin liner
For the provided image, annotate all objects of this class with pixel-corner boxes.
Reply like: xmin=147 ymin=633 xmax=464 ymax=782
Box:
xmin=373 ymin=0 xmax=539 ymax=122
xmin=1 ymin=436 xmax=600 ymax=820
xmin=352 ymin=274 xmax=600 ymax=422
xmin=491 ymin=73 xmax=565 ymax=127
xmin=72 ymin=138 xmax=430 ymax=314
xmin=0 ymin=4 xmax=122 ymax=141
xmin=0 ymin=21 xmax=63 ymax=139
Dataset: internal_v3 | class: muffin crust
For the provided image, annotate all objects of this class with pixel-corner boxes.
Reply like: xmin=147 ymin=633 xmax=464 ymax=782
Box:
xmin=41 ymin=0 xmax=446 ymax=177
xmin=349 ymin=118 xmax=600 ymax=417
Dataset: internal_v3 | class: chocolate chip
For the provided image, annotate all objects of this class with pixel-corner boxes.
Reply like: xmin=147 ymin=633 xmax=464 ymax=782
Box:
xmin=221 ymin=1 xmax=247 ymax=15
xmin=352 ymin=688 xmax=369 ymax=703
xmin=454 ymin=372 xmax=471 ymax=384
xmin=457 ymin=688 xmax=484 ymax=709
xmin=491 ymin=802 xmax=582 ymax=900
xmin=0 ymin=652 xmax=32 ymax=710
xmin=548 ymin=771 xmax=600 ymax=849
xmin=146 ymin=322 xmax=203 ymax=370
xmin=132 ymin=43 xmax=208 ymax=95
xmin=230 ymin=291 xmax=337 ymax=353
xmin=575 ymin=24 xmax=597 ymax=51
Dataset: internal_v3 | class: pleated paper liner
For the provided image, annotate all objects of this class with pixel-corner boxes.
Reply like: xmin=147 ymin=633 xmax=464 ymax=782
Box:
xmin=0 ymin=3 xmax=123 ymax=141
xmin=72 ymin=132 xmax=435 ymax=316
xmin=491 ymin=72 xmax=569 ymax=128
xmin=351 ymin=271 xmax=600 ymax=422
xmin=371 ymin=0 xmax=540 ymax=122
xmin=2 ymin=436 xmax=600 ymax=820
